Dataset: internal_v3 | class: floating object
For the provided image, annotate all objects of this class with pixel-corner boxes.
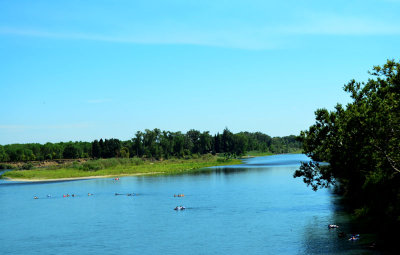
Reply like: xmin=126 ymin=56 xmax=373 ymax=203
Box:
xmin=34 ymin=196 xmax=38 ymax=199
xmin=174 ymin=206 xmax=186 ymax=211
xmin=349 ymin=234 xmax=360 ymax=241
xmin=174 ymin=194 xmax=185 ymax=197
xmin=328 ymin=224 xmax=339 ymax=229
xmin=115 ymin=193 xmax=135 ymax=196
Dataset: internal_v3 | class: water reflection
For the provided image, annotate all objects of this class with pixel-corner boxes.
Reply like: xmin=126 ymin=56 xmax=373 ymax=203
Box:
xmin=300 ymin=194 xmax=380 ymax=254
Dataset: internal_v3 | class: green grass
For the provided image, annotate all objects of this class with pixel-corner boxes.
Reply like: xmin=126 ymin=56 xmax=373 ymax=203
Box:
xmin=243 ymin=149 xmax=303 ymax=157
xmin=243 ymin=151 xmax=274 ymax=157
xmin=288 ymin=149 xmax=303 ymax=154
xmin=1 ymin=155 xmax=242 ymax=180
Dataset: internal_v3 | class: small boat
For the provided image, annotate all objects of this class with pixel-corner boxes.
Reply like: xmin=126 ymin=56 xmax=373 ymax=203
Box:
xmin=328 ymin=224 xmax=339 ymax=229
xmin=174 ymin=206 xmax=186 ymax=211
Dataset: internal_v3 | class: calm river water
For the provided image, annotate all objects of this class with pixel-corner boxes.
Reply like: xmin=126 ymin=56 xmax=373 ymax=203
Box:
xmin=0 ymin=154 xmax=380 ymax=254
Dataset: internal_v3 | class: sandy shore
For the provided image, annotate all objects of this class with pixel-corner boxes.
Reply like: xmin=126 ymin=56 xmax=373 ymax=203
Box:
xmin=3 ymin=172 xmax=161 ymax=182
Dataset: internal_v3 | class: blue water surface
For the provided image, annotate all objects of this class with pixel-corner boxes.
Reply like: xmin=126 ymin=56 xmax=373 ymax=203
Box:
xmin=0 ymin=154 xmax=379 ymax=254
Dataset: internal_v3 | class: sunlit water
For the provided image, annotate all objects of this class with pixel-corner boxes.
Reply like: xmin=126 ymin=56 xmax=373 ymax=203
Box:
xmin=0 ymin=154 xmax=380 ymax=254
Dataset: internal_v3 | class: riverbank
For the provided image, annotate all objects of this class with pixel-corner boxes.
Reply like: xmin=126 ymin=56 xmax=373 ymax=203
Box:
xmin=2 ymin=172 xmax=161 ymax=182
xmin=1 ymin=155 xmax=242 ymax=181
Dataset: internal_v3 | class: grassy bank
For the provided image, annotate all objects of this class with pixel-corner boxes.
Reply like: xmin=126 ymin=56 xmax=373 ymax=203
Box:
xmin=243 ymin=149 xmax=303 ymax=157
xmin=244 ymin=151 xmax=274 ymax=157
xmin=1 ymin=155 xmax=242 ymax=180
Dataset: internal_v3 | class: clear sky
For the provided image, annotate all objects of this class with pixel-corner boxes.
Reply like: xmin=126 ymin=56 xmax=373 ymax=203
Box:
xmin=1 ymin=0 xmax=399 ymax=144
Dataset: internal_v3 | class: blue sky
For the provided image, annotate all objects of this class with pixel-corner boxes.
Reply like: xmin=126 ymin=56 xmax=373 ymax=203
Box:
xmin=1 ymin=0 xmax=399 ymax=144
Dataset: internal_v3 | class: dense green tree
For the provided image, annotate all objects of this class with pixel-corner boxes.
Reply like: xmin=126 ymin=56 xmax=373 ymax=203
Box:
xmin=42 ymin=143 xmax=54 ymax=160
xmin=63 ymin=143 xmax=81 ymax=159
xmin=213 ymin=134 xmax=222 ymax=154
xmin=199 ymin=131 xmax=212 ymax=154
xmin=91 ymin=140 xmax=101 ymax=158
xmin=0 ymin=145 xmax=9 ymax=162
xmin=173 ymin=133 xmax=185 ymax=157
xmin=294 ymin=60 xmax=400 ymax=239
xmin=186 ymin=129 xmax=201 ymax=154
xmin=1 ymin=129 xmax=301 ymax=162
xmin=103 ymin=139 xmax=121 ymax=158
xmin=221 ymin=128 xmax=234 ymax=153
xmin=120 ymin=147 xmax=130 ymax=158
xmin=232 ymin=133 xmax=248 ymax=156
xmin=132 ymin=131 xmax=144 ymax=157
xmin=52 ymin=143 xmax=64 ymax=159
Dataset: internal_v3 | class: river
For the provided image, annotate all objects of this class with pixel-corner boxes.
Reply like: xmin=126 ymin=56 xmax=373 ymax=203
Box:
xmin=0 ymin=154 xmax=380 ymax=254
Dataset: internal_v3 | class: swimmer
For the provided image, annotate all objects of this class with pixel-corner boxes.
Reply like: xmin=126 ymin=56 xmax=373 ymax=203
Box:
xmin=349 ymin=234 xmax=359 ymax=241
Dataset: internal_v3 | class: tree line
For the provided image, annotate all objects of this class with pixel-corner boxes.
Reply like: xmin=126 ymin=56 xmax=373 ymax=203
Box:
xmin=294 ymin=60 xmax=400 ymax=247
xmin=0 ymin=128 xmax=301 ymax=162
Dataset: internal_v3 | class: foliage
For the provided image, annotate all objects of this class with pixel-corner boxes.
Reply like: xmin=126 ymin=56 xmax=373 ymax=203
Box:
xmin=0 ymin=163 xmax=14 ymax=170
xmin=20 ymin=162 xmax=34 ymax=170
xmin=0 ymin=129 xmax=302 ymax=163
xmin=0 ymin=142 xmax=91 ymax=162
xmin=294 ymin=60 xmax=400 ymax=236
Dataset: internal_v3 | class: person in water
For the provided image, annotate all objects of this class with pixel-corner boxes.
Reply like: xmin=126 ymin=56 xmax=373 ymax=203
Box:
xmin=349 ymin=234 xmax=360 ymax=241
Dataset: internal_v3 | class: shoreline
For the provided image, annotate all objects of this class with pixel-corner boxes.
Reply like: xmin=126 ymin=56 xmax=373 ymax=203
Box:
xmin=2 ymin=172 xmax=162 ymax=183
xmin=0 ymin=154 xmax=294 ymax=182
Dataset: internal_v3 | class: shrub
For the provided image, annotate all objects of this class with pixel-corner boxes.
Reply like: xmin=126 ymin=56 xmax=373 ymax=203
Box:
xmin=20 ymin=162 xmax=34 ymax=170
xmin=99 ymin=158 xmax=120 ymax=168
xmin=0 ymin=164 xmax=14 ymax=170
xmin=81 ymin=161 xmax=104 ymax=171
xmin=130 ymin=157 xmax=144 ymax=166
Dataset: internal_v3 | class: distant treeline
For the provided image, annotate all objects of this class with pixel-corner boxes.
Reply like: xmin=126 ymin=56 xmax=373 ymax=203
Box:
xmin=0 ymin=128 xmax=301 ymax=162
